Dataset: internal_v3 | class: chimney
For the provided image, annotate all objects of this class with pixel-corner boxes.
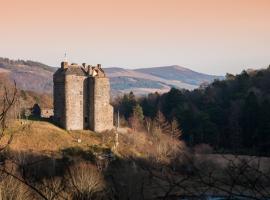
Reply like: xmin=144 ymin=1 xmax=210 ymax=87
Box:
xmin=97 ymin=64 xmax=101 ymax=69
xmin=87 ymin=65 xmax=92 ymax=75
xmin=61 ymin=61 xmax=68 ymax=69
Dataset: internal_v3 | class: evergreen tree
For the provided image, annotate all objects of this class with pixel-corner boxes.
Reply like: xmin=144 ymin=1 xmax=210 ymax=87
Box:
xmin=129 ymin=104 xmax=144 ymax=131
xmin=120 ymin=92 xmax=137 ymax=119
xmin=241 ymin=92 xmax=259 ymax=149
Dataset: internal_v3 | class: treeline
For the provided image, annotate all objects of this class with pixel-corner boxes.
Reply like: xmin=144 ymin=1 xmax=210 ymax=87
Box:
xmin=114 ymin=67 xmax=270 ymax=156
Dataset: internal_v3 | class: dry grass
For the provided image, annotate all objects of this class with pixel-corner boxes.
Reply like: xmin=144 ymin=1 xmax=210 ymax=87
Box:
xmin=1 ymin=120 xmax=101 ymax=154
xmin=0 ymin=175 xmax=30 ymax=200
xmin=115 ymin=127 xmax=186 ymax=163
xmin=0 ymin=119 xmax=188 ymax=174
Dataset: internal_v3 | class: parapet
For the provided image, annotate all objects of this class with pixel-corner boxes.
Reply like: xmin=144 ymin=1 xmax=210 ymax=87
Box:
xmin=59 ymin=61 xmax=106 ymax=77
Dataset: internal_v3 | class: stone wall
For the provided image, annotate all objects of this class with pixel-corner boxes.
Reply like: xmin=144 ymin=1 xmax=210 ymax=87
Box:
xmin=65 ymin=75 xmax=86 ymax=130
xmin=91 ymin=77 xmax=114 ymax=132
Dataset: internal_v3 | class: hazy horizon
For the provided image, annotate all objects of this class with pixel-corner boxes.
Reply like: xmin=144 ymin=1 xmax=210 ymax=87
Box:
xmin=1 ymin=0 xmax=270 ymax=76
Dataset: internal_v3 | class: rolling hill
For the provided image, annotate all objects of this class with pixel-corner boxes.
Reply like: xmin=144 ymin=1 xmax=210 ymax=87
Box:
xmin=0 ymin=57 xmax=223 ymax=96
xmin=0 ymin=57 xmax=55 ymax=93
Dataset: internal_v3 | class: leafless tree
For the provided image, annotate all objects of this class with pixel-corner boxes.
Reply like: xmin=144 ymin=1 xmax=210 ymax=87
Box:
xmin=170 ymin=118 xmax=182 ymax=139
xmin=0 ymin=81 xmax=17 ymax=150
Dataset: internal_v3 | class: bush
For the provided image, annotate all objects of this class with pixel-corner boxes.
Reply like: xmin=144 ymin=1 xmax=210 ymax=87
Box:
xmin=68 ymin=162 xmax=105 ymax=199
xmin=194 ymin=143 xmax=213 ymax=154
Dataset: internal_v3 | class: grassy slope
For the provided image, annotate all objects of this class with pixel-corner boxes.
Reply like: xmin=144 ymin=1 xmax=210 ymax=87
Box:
xmin=3 ymin=120 xmax=101 ymax=153
xmin=2 ymin=119 xmax=183 ymax=161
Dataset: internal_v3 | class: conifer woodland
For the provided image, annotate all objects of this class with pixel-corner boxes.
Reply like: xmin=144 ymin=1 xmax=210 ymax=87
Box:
xmin=115 ymin=67 xmax=270 ymax=156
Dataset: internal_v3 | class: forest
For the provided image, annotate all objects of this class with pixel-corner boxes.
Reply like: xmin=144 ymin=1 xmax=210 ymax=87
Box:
xmin=114 ymin=66 xmax=270 ymax=156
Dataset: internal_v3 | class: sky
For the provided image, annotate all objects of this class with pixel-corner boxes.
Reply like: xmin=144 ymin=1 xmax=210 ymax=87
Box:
xmin=0 ymin=0 xmax=270 ymax=75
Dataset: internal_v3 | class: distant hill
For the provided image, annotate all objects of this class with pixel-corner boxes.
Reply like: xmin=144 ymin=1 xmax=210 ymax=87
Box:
xmin=105 ymin=66 xmax=222 ymax=96
xmin=0 ymin=57 xmax=56 ymax=93
xmin=0 ymin=57 xmax=222 ymax=96
xmin=135 ymin=65 xmax=222 ymax=86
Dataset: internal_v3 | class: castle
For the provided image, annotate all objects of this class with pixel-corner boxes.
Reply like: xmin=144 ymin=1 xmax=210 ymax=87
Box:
xmin=53 ymin=61 xmax=114 ymax=132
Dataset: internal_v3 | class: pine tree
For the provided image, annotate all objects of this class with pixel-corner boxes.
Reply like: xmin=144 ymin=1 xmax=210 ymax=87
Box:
xmin=129 ymin=104 xmax=144 ymax=131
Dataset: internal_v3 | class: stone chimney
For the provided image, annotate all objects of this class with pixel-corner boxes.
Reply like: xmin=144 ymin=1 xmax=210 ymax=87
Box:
xmin=61 ymin=61 xmax=68 ymax=69
xmin=87 ymin=65 xmax=92 ymax=75
xmin=97 ymin=64 xmax=101 ymax=69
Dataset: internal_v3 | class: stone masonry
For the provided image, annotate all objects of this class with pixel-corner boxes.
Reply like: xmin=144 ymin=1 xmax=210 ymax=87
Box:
xmin=53 ymin=61 xmax=114 ymax=132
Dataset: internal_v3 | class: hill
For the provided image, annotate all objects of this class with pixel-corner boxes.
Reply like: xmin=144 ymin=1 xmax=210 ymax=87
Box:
xmin=2 ymin=120 xmax=269 ymax=199
xmin=3 ymin=120 xmax=100 ymax=153
xmin=0 ymin=57 xmax=56 ymax=93
xmin=135 ymin=65 xmax=222 ymax=86
xmin=0 ymin=57 xmax=222 ymax=96
xmin=104 ymin=66 xmax=214 ymax=96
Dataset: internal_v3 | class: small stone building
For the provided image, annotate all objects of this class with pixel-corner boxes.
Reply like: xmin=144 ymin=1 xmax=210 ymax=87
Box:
xmin=53 ymin=61 xmax=114 ymax=132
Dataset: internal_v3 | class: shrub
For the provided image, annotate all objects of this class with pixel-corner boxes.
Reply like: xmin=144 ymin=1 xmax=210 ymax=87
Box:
xmin=194 ymin=143 xmax=213 ymax=154
xmin=68 ymin=162 xmax=105 ymax=200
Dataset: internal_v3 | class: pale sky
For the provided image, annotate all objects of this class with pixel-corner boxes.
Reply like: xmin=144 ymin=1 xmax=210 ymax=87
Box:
xmin=0 ymin=0 xmax=270 ymax=75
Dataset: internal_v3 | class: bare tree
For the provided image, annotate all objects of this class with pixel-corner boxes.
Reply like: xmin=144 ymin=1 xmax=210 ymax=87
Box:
xmin=170 ymin=118 xmax=182 ymax=139
xmin=144 ymin=117 xmax=152 ymax=134
xmin=0 ymin=81 xmax=17 ymax=150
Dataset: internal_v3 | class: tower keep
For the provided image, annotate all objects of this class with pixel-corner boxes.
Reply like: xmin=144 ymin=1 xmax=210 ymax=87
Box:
xmin=53 ymin=62 xmax=114 ymax=132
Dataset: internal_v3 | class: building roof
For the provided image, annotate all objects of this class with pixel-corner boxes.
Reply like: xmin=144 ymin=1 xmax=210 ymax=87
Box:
xmin=54 ymin=66 xmax=87 ymax=77
xmin=65 ymin=66 xmax=87 ymax=76
xmin=53 ymin=62 xmax=106 ymax=77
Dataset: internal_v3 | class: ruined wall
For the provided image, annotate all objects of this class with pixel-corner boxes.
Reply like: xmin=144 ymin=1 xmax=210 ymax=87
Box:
xmin=65 ymin=75 xmax=86 ymax=130
xmin=89 ymin=77 xmax=114 ymax=132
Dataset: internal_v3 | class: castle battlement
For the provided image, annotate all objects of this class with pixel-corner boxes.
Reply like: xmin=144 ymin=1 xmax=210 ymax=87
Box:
xmin=53 ymin=61 xmax=114 ymax=132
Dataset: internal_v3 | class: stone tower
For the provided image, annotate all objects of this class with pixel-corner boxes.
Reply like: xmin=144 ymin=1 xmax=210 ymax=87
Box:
xmin=53 ymin=61 xmax=114 ymax=132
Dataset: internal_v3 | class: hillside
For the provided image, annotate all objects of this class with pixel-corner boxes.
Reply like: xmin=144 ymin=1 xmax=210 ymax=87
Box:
xmin=0 ymin=57 xmax=222 ymax=96
xmin=117 ymin=66 xmax=270 ymax=156
xmin=3 ymin=119 xmax=184 ymax=163
xmin=135 ymin=65 xmax=222 ymax=86
xmin=0 ymin=72 xmax=53 ymax=110
xmin=0 ymin=58 xmax=56 ymax=93
xmin=3 ymin=120 xmax=100 ymax=153
xmin=2 ymin=120 xmax=270 ymax=199
xmin=104 ymin=67 xmax=205 ymax=96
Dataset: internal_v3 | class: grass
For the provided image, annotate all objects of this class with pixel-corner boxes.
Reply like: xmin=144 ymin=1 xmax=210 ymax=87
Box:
xmin=2 ymin=119 xmax=101 ymax=155
xmin=2 ymin=119 xmax=185 ymax=161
